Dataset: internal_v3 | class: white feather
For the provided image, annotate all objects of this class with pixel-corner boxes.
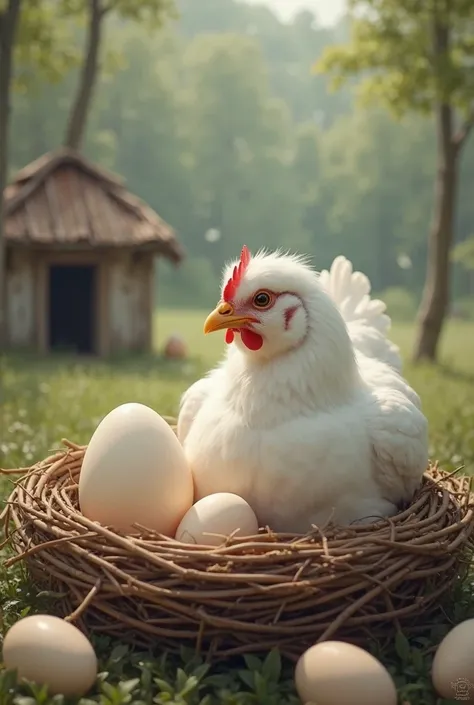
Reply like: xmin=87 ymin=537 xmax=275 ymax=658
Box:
xmin=177 ymin=251 xmax=429 ymax=532
xmin=318 ymin=255 xmax=402 ymax=371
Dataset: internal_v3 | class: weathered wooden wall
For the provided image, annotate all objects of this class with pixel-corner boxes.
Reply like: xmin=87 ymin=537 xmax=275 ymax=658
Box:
xmin=6 ymin=250 xmax=35 ymax=347
xmin=108 ymin=252 xmax=152 ymax=352
xmin=5 ymin=248 xmax=154 ymax=355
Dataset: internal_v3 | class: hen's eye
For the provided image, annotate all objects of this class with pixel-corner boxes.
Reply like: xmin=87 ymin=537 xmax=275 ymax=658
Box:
xmin=253 ymin=291 xmax=272 ymax=308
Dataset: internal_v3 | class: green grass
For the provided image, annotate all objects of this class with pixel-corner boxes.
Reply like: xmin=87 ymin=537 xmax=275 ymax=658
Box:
xmin=2 ymin=310 xmax=474 ymax=705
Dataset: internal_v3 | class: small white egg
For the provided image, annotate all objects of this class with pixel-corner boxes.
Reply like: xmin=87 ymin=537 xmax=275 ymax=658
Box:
xmin=175 ymin=492 xmax=259 ymax=546
xmin=295 ymin=641 xmax=397 ymax=705
xmin=79 ymin=403 xmax=193 ymax=536
xmin=2 ymin=614 xmax=97 ymax=697
xmin=432 ymin=618 xmax=474 ymax=701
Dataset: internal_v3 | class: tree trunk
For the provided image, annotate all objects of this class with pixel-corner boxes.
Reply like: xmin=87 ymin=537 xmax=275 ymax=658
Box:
xmin=413 ymin=104 xmax=458 ymax=362
xmin=64 ymin=0 xmax=103 ymax=150
xmin=413 ymin=15 xmax=457 ymax=363
xmin=0 ymin=0 xmax=21 ymax=350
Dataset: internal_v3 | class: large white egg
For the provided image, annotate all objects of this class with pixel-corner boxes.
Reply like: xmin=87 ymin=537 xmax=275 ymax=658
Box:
xmin=432 ymin=619 xmax=474 ymax=701
xmin=175 ymin=492 xmax=259 ymax=546
xmin=295 ymin=641 xmax=397 ymax=705
xmin=2 ymin=614 xmax=97 ymax=697
xmin=79 ymin=403 xmax=193 ymax=535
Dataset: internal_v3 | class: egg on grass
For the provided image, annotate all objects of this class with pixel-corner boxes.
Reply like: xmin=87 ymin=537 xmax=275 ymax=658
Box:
xmin=175 ymin=492 xmax=259 ymax=546
xmin=164 ymin=334 xmax=187 ymax=359
xmin=294 ymin=641 xmax=397 ymax=705
xmin=2 ymin=615 xmax=97 ymax=697
xmin=78 ymin=402 xmax=193 ymax=536
xmin=432 ymin=618 xmax=474 ymax=701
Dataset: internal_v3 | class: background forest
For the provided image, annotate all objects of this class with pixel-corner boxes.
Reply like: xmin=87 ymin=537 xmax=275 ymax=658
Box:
xmin=9 ymin=0 xmax=474 ymax=318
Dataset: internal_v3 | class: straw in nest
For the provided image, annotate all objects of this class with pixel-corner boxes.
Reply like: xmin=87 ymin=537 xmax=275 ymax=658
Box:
xmin=2 ymin=441 xmax=474 ymax=661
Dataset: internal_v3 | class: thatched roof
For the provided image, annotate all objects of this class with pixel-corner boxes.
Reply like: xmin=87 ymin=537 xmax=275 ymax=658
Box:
xmin=3 ymin=148 xmax=184 ymax=262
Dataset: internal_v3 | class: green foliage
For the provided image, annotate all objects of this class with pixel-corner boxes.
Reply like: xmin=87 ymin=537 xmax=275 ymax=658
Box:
xmin=379 ymin=287 xmax=418 ymax=321
xmin=453 ymin=296 xmax=474 ymax=321
xmin=13 ymin=1 xmax=79 ymax=89
xmin=452 ymin=236 xmax=474 ymax=271
xmin=0 ymin=631 xmax=300 ymax=705
xmin=10 ymin=0 xmax=174 ymax=93
xmin=157 ymin=258 xmax=220 ymax=310
xmin=181 ymin=33 xmax=308 ymax=265
xmin=315 ymin=0 xmax=474 ymax=117
xmin=106 ymin=0 xmax=175 ymax=23
xmin=59 ymin=0 xmax=176 ymax=23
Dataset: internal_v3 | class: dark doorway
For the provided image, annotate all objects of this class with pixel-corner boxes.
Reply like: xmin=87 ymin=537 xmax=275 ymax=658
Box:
xmin=48 ymin=265 xmax=96 ymax=354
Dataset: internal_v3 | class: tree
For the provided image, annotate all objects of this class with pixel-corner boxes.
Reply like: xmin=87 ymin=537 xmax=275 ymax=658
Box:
xmin=93 ymin=26 xmax=195 ymax=237
xmin=183 ymin=34 xmax=308 ymax=271
xmin=64 ymin=0 xmax=174 ymax=151
xmin=0 ymin=0 xmax=78 ymax=348
xmin=0 ymin=0 xmax=22 ymax=349
xmin=452 ymin=236 xmax=474 ymax=271
xmin=316 ymin=0 xmax=474 ymax=362
xmin=311 ymin=109 xmax=435 ymax=288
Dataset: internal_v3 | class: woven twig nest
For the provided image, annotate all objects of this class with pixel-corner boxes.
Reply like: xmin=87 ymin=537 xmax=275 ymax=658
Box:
xmin=2 ymin=440 xmax=474 ymax=661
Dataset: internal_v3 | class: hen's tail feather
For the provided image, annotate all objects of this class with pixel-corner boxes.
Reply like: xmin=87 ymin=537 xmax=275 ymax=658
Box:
xmin=319 ymin=256 xmax=401 ymax=370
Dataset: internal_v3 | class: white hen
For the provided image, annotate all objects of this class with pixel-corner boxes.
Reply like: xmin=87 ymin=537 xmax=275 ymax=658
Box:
xmin=177 ymin=247 xmax=429 ymax=533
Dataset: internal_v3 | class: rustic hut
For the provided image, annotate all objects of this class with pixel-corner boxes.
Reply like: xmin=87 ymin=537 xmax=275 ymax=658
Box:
xmin=3 ymin=148 xmax=184 ymax=356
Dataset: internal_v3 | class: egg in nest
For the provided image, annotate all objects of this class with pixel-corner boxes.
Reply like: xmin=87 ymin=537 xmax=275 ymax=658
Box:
xmin=79 ymin=402 xmax=193 ymax=535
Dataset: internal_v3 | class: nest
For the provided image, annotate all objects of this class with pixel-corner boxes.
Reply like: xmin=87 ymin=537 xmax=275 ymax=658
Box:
xmin=2 ymin=440 xmax=474 ymax=661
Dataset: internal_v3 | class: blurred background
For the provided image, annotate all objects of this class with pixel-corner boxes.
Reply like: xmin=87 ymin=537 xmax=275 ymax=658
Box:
xmin=3 ymin=0 xmax=473 ymax=333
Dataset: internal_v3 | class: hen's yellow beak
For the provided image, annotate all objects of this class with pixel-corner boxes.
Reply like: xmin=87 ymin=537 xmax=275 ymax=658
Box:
xmin=204 ymin=302 xmax=258 ymax=334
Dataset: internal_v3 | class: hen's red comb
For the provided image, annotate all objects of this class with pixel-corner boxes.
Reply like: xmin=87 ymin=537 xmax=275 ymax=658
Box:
xmin=223 ymin=245 xmax=251 ymax=302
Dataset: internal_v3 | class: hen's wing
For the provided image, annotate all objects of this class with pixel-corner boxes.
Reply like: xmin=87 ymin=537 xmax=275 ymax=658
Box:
xmin=177 ymin=365 xmax=226 ymax=444
xmin=177 ymin=377 xmax=214 ymax=444
xmin=368 ymin=386 xmax=429 ymax=504
xmin=319 ymin=257 xmax=428 ymax=503
xmin=319 ymin=256 xmax=402 ymax=372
